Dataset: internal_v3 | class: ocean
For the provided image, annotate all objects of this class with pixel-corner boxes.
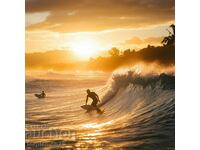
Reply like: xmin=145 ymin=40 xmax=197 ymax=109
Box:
xmin=25 ymin=69 xmax=175 ymax=150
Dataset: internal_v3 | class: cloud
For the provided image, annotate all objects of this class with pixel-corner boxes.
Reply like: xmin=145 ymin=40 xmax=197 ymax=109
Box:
xmin=25 ymin=0 xmax=175 ymax=32
xmin=121 ymin=36 xmax=164 ymax=46
xmin=26 ymin=12 xmax=50 ymax=27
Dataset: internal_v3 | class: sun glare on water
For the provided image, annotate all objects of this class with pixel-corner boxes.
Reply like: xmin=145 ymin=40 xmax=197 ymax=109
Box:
xmin=70 ymin=39 xmax=100 ymax=59
xmin=81 ymin=121 xmax=113 ymax=129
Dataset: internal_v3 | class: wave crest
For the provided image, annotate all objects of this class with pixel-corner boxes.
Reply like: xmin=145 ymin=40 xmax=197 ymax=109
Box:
xmin=99 ymin=69 xmax=175 ymax=107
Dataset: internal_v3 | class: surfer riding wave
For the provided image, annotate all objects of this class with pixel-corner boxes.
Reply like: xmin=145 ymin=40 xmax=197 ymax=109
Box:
xmin=85 ymin=89 xmax=100 ymax=107
xmin=84 ymin=89 xmax=103 ymax=113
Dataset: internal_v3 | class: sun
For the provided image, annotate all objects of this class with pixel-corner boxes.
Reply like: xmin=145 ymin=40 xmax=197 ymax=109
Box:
xmin=70 ymin=39 xmax=100 ymax=59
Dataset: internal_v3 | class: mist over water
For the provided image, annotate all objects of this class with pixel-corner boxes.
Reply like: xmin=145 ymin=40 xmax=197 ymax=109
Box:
xmin=26 ymin=68 xmax=175 ymax=149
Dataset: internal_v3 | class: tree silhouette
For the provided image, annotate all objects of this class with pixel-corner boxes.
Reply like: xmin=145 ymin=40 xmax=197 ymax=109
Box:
xmin=162 ymin=24 xmax=175 ymax=46
xmin=109 ymin=47 xmax=120 ymax=57
xmin=123 ymin=49 xmax=131 ymax=56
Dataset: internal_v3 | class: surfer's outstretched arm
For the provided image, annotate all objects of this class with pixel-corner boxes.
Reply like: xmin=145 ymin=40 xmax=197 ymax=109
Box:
xmin=85 ymin=95 xmax=89 ymax=105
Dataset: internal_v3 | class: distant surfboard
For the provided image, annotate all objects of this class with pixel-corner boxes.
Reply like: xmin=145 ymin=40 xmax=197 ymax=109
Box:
xmin=35 ymin=94 xmax=45 ymax=99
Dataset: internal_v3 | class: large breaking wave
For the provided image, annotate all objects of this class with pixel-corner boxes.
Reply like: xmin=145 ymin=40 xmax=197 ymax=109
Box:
xmin=94 ymin=70 xmax=175 ymax=149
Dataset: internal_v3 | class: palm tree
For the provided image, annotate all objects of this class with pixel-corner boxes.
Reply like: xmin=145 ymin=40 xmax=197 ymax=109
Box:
xmin=162 ymin=24 xmax=175 ymax=46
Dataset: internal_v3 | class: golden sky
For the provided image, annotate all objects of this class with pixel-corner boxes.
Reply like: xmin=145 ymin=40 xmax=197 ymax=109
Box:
xmin=26 ymin=0 xmax=175 ymax=58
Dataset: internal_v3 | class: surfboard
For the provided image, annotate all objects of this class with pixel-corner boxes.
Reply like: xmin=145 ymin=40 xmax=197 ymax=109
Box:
xmin=81 ymin=105 xmax=97 ymax=110
xmin=35 ymin=94 xmax=45 ymax=98
xmin=81 ymin=105 xmax=104 ymax=114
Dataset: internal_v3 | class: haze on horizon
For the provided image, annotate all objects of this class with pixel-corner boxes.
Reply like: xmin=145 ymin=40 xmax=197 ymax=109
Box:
xmin=26 ymin=0 xmax=174 ymax=59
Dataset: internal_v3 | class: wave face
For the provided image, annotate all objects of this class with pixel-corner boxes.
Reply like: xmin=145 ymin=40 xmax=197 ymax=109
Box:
xmin=26 ymin=70 xmax=175 ymax=149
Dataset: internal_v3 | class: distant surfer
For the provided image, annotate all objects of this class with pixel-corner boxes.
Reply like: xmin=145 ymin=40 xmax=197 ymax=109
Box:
xmin=85 ymin=89 xmax=100 ymax=107
xmin=35 ymin=91 xmax=46 ymax=98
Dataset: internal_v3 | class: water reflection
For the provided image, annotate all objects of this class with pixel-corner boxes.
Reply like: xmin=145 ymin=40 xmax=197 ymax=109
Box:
xmin=74 ymin=121 xmax=115 ymax=149
xmin=81 ymin=120 xmax=113 ymax=129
